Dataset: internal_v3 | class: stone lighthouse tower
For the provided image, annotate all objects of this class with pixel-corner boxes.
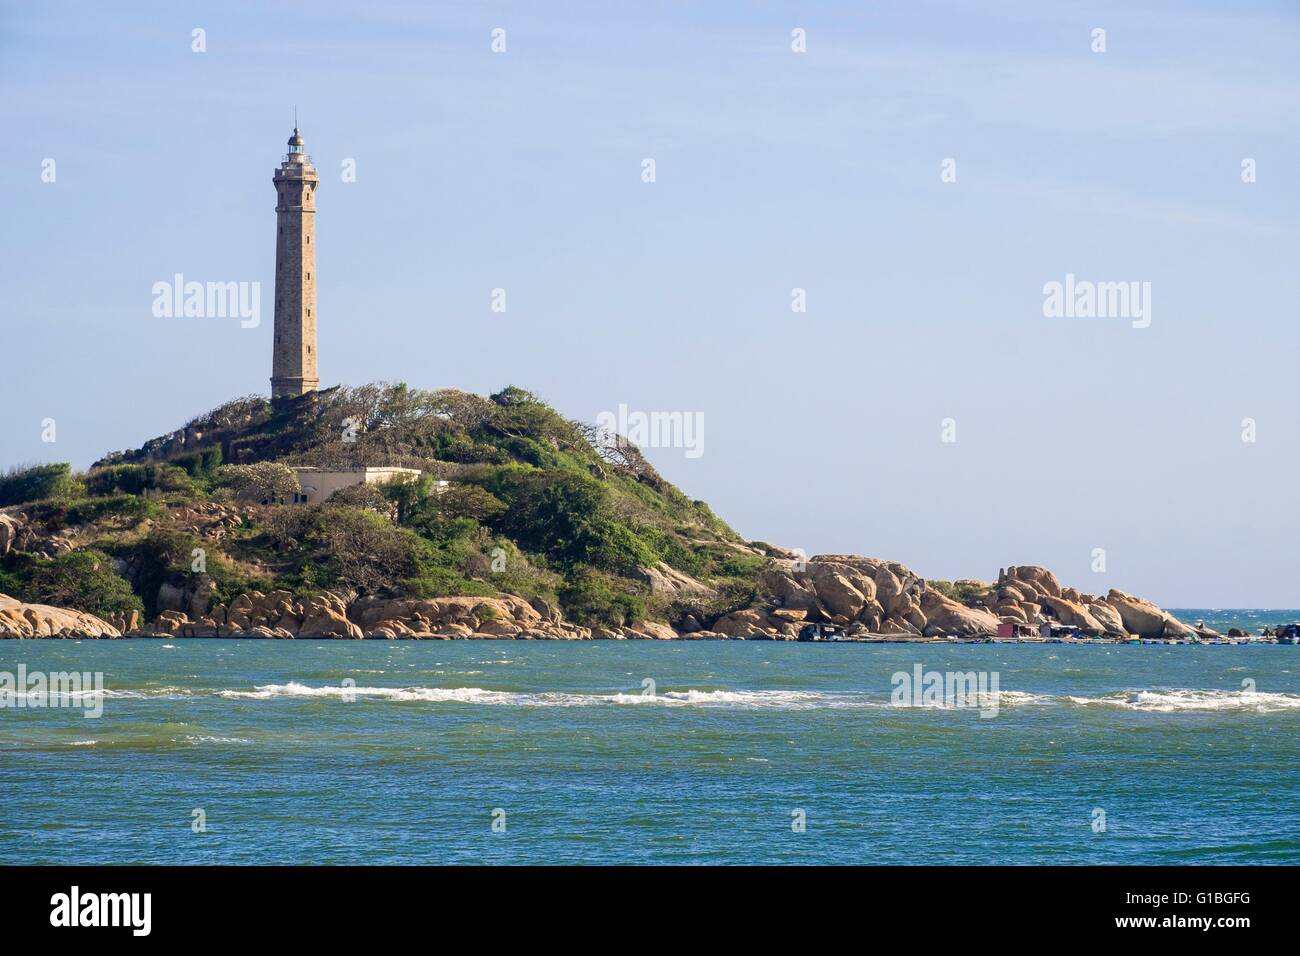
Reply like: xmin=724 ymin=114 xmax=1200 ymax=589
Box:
xmin=270 ymin=127 xmax=320 ymax=401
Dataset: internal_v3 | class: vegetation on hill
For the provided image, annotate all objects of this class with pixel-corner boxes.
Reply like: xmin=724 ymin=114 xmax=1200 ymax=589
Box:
xmin=1 ymin=384 xmax=774 ymax=627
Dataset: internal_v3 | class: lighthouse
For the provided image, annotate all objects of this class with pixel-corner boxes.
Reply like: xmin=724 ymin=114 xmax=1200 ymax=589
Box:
xmin=270 ymin=127 xmax=320 ymax=401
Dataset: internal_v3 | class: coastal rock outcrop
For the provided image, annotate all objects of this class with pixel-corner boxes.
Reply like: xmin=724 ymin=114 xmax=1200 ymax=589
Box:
xmin=705 ymin=558 xmax=1198 ymax=642
xmin=0 ymin=514 xmax=19 ymax=556
xmin=299 ymin=592 xmax=365 ymax=639
xmin=1039 ymin=594 xmax=1107 ymax=634
xmin=750 ymin=555 xmax=938 ymax=639
xmin=1102 ymin=589 xmax=1193 ymax=639
xmin=0 ymin=594 xmax=121 ymax=639
xmin=120 ymin=589 xmax=603 ymax=640
xmin=918 ymin=590 xmax=1001 ymax=637
xmin=3 ymin=538 xmax=1196 ymax=644
xmin=634 ymin=562 xmax=714 ymax=597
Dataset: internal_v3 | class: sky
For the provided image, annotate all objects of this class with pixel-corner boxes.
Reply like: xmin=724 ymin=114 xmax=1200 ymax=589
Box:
xmin=1 ymin=0 xmax=1298 ymax=607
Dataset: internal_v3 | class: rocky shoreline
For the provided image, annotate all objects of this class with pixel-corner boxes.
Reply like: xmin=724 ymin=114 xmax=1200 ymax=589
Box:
xmin=0 ymin=555 xmax=1265 ymax=643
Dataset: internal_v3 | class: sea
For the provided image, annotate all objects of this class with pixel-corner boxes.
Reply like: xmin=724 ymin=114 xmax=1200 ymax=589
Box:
xmin=1 ymin=608 xmax=1297 ymax=865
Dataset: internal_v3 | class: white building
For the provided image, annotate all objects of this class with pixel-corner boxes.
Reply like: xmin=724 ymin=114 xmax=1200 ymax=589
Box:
xmin=289 ymin=466 xmax=427 ymax=505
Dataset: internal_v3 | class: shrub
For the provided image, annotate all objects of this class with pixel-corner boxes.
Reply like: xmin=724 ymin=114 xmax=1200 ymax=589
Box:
xmin=468 ymin=538 xmax=561 ymax=605
xmin=402 ymin=567 xmax=495 ymax=599
xmin=718 ymin=554 xmax=765 ymax=579
xmin=0 ymin=463 xmax=81 ymax=506
xmin=85 ymin=464 xmax=148 ymax=496
xmin=62 ymin=495 xmax=160 ymax=526
xmin=84 ymin=463 xmax=199 ymax=498
xmin=558 ymin=570 xmax=646 ymax=628
xmin=485 ymin=468 xmax=657 ymax=574
xmin=171 ymin=446 xmax=223 ymax=478
xmin=929 ymin=580 xmax=986 ymax=603
xmin=1 ymin=550 xmax=143 ymax=618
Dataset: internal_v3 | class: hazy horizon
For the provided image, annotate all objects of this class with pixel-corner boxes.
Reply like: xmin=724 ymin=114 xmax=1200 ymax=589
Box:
xmin=2 ymin=1 xmax=1298 ymax=607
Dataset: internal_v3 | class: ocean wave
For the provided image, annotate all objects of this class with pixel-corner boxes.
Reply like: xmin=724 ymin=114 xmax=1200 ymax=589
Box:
xmin=18 ymin=681 xmax=1294 ymax=714
xmin=602 ymin=689 xmax=841 ymax=708
xmin=1062 ymin=689 xmax=1300 ymax=713
xmin=888 ymin=690 xmax=1050 ymax=711
xmin=0 ymin=690 xmax=103 ymax=703
xmin=216 ymin=683 xmax=873 ymax=709
xmin=211 ymin=684 xmax=1061 ymax=710
xmin=218 ymin=683 xmax=519 ymax=704
xmin=2 ymin=686 xmax=202 ymax=702
xmin=32 ymin=734 xmax=248 ymax=752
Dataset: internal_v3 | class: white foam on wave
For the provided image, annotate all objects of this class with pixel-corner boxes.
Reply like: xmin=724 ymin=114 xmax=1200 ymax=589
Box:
xmin=1063 ymin=689 xmax=1300 ymax=713
xmin=889 ymin=690 xmax=1050 ymax=710
xmin=102 ymin=687 xmax=195 ymax=700
xmin=216 ymin=683 xmax=873 ymax=709
xmin=182 ymin=735 xmax=251 ymax=744
xmin=218 ymin=682 xmax=520 ymax=704
xmin=994 ymin=690 xmax=1053 ymax=706
xmin=0 ymin=686 xmax=204 ymax=705
xmin=604 ymin=689 xmax=844 ymax=708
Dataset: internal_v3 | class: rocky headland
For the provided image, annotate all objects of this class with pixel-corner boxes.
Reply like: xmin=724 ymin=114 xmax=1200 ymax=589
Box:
xmin=0 ymin=384 xmax=1221 ymax=642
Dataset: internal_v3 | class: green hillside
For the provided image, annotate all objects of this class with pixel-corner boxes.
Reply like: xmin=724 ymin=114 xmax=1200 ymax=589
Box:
xmin=0 ymin=384 xmax=774 ymax=629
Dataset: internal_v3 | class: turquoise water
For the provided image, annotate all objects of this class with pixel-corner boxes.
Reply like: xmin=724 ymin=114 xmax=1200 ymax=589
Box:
xmin=1 ymin=640 xmax=1297 ymax=864
xmin=1171 ymin=608 xmax=1300 ymax=634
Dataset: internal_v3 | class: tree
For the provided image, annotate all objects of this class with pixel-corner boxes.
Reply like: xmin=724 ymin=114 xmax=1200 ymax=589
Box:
xmin=430 ymin=484 xmax=506 ymax=522
xmin=216 ymin=462 xmax=300 ymax=502
xmin=327 ymin=481 xmax=396 ymax=519
xmin=301 ymin=505 xmax=426 ymax=593
xmin=10 ymin=550 xmax=143 ymax=618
